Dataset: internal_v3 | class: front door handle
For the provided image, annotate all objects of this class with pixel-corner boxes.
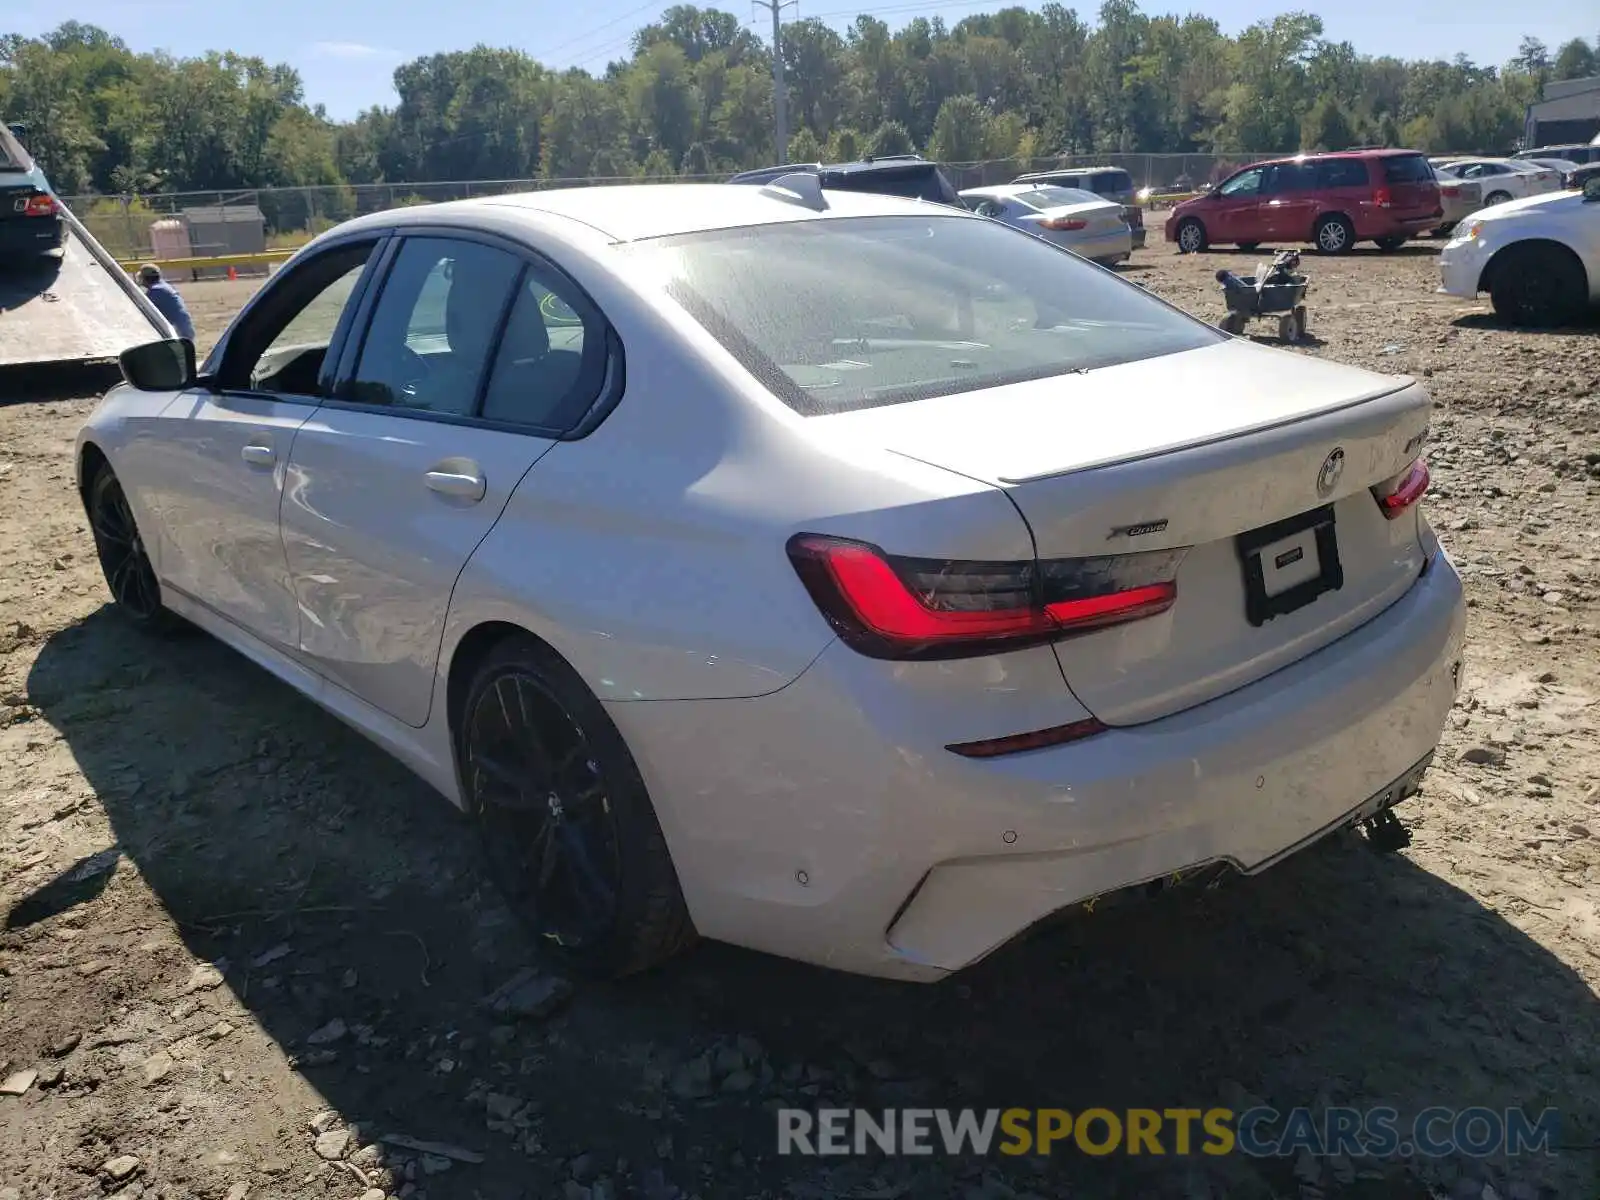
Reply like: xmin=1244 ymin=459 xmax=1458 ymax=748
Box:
xmin=241 ymin=443 xmax=275 ymax=466
xmin=425 ymin=467 xmax=486 ymax=502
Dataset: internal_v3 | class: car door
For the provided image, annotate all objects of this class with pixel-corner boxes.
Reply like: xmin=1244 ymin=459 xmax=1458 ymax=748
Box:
xmin=279 ymin=231 xmax=615 ymax=728
xmin=143 ymin=237 xmax=383 ymax=650
xmin=1259 ymin=161 xmax=1317 ymax=242
xmin=1208 ymin=166 xmax=1267 ymax=242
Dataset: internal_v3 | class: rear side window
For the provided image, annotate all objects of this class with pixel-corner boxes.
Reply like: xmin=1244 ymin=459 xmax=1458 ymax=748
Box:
xmin=1381 ymin=155 xmax=1435 ymax=184
xmin=479 ymin=267 xmax=609 ymax=433
xmin=621 ymin=215 xmax=1218 ymax=416
xmin=1093 ymin=171 xmax=1133 ymax=194
xmin=1266 ymin=162 xmax=1317 ymax=192
xmin=0 ymin=127 xmax=26 ymax=172
xmin=1315 ymin=159 xmax=1369 ymax=188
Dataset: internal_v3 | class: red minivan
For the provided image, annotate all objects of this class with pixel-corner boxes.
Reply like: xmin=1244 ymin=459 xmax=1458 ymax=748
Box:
xmin=1165 ymin=149 xmax=1443 ymax=255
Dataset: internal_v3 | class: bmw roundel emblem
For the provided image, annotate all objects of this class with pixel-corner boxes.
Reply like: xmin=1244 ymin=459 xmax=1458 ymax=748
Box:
xmin=1317 ymin=448 xmax=1345 ymax=497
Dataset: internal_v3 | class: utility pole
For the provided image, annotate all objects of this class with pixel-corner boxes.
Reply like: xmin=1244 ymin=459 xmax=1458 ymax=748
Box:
xmin=753 ymin=0 xmax=797 ymax=163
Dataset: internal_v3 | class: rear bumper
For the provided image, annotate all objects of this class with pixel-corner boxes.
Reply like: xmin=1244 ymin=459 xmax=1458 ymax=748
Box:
xmin=0 ymin=215 xmax=64 ymax=256
xmin=1059 ymin=230 xmax=1133 ymax=262
xmin=615 ymin=547 xmax=1467 ymax=980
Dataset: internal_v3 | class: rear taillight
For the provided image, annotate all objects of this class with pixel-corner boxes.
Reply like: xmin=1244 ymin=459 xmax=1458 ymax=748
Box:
xmin=21 ymin=193 xmax=57 ymax=218
xmin=786 ymin=534 xmax=1185 ymax=661
xmin=1374 ymin=459 xmax=1430 ymax=519
xmin=1039 ymin=217 xmax=1088 ymax=231
xmin=1373 ymin=186 xmax=1394 ymax=208
xmin=1440 ymin=184 xmax=1459 ymax=197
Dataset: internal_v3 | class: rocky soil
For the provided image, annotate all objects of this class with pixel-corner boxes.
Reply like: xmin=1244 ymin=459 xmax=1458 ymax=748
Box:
xmin=1 ymin=245 xmax=1598 ymax=1200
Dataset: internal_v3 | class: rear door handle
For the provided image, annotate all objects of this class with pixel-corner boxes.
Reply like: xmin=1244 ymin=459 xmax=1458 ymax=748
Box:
xmin=241 ymin=443 xmax=275 ymax=466
xmin=425 ymin=467 xmax=486 ymax=502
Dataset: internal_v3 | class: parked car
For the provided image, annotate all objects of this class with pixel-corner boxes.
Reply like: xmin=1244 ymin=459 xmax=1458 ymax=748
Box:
xmin=0 ymin=122 xmax=65 ymax=260
xmin=1515 ymin=158 xmax=1585 ymax=189
xmin=1011 ymin=165 xmax=1146 ymax=248
xmin=1433 ymin=175 xmax=1483 ymax=237
xmin=1431 ymin=158 xmax=1560 ymax=206
xmin=959 ymin=183 xmax=1132 ymax=265
xmin=1514 ymin=143 xmax=1600 ymax=166
xmin=1438 ymin=173 xmax=1600 ymax=327
xmin=1165 ymin=149 xmax=1442 ymax=255
xmin=79 ymin=182 xmax=1464 ymax=982
xmin=728 ymin=154 xmax=962 ymax=207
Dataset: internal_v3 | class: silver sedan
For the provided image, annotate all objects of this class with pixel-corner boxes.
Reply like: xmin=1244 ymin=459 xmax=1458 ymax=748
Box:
xmin=960 ymin=183 xmax=1133 ymax=265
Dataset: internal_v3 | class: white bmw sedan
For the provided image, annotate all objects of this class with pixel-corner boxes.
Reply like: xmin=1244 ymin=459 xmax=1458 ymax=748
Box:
xmin=77 ymin=179 xmax=1465 ymax=982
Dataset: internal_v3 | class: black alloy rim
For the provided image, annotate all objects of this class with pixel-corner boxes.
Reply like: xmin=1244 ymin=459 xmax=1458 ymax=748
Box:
xmin=466 ymin=669 xmax=622 ymax=947
xmin=92 ymin=479 xmax=160 ymax=618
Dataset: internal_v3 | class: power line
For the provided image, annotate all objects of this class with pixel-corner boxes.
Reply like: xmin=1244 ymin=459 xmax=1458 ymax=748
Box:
xmin=533 ymin=0 xmax=672 ymax=65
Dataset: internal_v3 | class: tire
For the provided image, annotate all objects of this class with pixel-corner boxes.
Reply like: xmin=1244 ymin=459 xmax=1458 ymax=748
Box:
xmin=459 ymin=634 xmax=695 ymax=979
xmin=1433 ymin=223 xmax=1455 ymax=239
xmin=1237 ymin=242 xmax=1261 ymax=253
xmin=1485 ymin=190 xmax=1512 ymax=207
xmin=1176 ymin=218 xmax=1207 ymax=254
xmin=1375 ymin=236 xmax=1407 ymax=252
xmin=1488 ymin=243 xmax=1588 ymax=329
xmin=1314 ymin=214 xmax=1355 ymax=255
xmin=88 ymin=467 xmax=178 ymax=632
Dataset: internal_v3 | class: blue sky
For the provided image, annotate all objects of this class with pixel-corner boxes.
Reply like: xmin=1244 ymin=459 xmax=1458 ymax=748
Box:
xmin=11 ymin=0 xmax=1597 ymax=120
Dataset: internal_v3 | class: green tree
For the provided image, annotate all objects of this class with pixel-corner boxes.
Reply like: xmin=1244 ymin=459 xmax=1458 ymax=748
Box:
xmin=1552 ymin=37 xmax=1597 ymax=81
xmin=866 ymin=119 xmax=915 ymax=157
xmin=927 ymin=94 xmax=989 ymax=162
xmin=1300 ymin=95 xmax=1354 ymax=150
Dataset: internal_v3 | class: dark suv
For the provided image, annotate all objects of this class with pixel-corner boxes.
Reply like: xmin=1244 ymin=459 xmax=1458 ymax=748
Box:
xmin=1011 ymin=166 xmax=1146 ymax=247
xmin=1164 ymin=149 xmax=1441 ymax=254
xmin=727 ymin=155 xmax=964 ymax=207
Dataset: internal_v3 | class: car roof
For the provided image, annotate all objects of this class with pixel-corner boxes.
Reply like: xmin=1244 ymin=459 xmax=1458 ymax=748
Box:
xmin=333 ymin=182 xmax=972 ymax=244
xmin=1015 ymin=166 xmax=1130 ymax=178
xmin=962 ymin=183 xmax=1102 ymax=199
xmin=729 ymin=156 xmax=936 ymax=184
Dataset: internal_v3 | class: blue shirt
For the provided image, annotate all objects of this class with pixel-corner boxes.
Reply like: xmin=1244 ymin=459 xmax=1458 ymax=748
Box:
xmin=144 ymin=279 xmax=196 ymax=342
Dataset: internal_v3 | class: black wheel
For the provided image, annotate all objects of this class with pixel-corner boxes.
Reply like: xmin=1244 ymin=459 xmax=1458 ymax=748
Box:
xmin=1433 ymin=222 xmax=1456 ymax=238
xmin=88 ymin=468 xmax=173 ymax=629
xmin=1176 ymin=218 xmax=1207 ymax=254
xmin=1485 ymin=190 xmax=1512 ymax=207
xmin=1375 ymin=235 xmax=1407 ymax=252
xmin=1314 ymin=214 xmax=1354 ymax=255
xmin=1238 ymin=242 xmax=1261 ymax=253
xmin=1488 ymin=244 xmax=1588 ymax=329
xmin=460 ymin=635 xmax=695 ymax=978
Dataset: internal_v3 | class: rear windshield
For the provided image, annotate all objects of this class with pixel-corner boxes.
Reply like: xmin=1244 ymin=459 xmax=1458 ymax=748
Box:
xmin=1381 ymin=155 xmax=1435 ymax=183
xmin=1014 ymin=186 xmax=1101 ymax=210
xmin=619 ymin=215 xmax=1217 ymax=415
xmin=824 ymin=166 xmax=947 ymax=204
xmin=1092 ymin=171 xmax=1134 ymax=194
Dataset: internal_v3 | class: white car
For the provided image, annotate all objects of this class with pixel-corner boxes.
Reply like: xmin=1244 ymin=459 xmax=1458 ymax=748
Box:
xmin=77 ymin=181 xmax=1465 ymax=982
xmin=1432 ymin=158 xmax=1561 ymax=207
xmin=1438 ymin=175 xmax=1600 ymax=326
xmin=959 ymin=183 xmax=1132 ymax=265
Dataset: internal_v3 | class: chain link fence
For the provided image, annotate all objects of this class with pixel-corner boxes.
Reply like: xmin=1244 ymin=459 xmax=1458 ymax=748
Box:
xmin=60 ymin=152 xmax=1424 ymax=263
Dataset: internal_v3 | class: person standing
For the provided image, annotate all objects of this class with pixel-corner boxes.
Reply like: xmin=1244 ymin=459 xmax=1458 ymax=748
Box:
xmin=135 ymin=263 xmax=196 ymax=343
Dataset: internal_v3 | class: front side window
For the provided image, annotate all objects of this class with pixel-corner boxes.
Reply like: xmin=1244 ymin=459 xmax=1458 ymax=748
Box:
xmin=347 ymin=238 xmax=521 ymax=416
xmin=217 ymin=240 xmax=376 ymax=396
xmin=620 ymin=215 xmax=1218 ymax=416
xmin=1218 ymin=168 xmax=1265 ymax=197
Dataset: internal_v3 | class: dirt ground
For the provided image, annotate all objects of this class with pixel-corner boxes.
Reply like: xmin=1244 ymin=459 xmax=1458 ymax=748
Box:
xmin=2 ymin=244 xmax=1599 ymax=1200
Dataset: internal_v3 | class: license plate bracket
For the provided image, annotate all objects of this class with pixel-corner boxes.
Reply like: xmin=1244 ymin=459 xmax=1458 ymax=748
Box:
xmin=1236 ymin=503 xmax=1343 ymax=627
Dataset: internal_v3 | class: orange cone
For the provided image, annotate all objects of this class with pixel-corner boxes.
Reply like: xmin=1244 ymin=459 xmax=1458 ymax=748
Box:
xmin=227 ymin=265 xmax=238 ymax=281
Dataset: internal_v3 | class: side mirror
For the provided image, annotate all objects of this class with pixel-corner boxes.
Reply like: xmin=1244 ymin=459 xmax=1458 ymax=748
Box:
xmin=119 ymin=338 xmax=196 ymax=392
xmin=1583 ymin=178 xmax=1600 ymax=202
